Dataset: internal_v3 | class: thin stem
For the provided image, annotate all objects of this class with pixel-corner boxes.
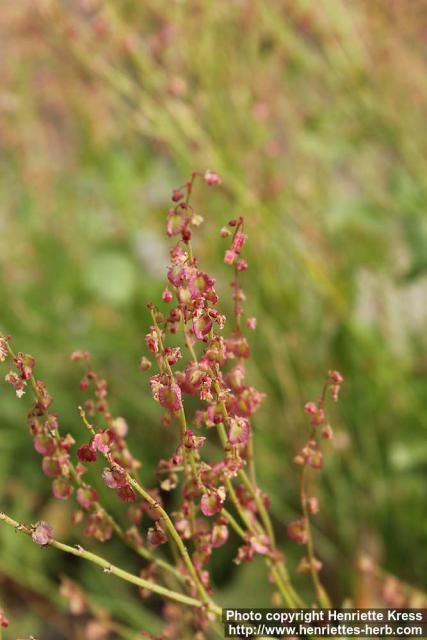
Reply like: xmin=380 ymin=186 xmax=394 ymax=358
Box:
xmin=0 ymin=512 xmax=211 ymax=612
xmin=3 ymin=339 xmax=184 ymax=581
xmin=80 ymin=407 xmax=214 ymax=613
xmin=300 ymin=466 xmax=330 ymax=608
xmin=221 ymin=507 xmax=246 ymax=540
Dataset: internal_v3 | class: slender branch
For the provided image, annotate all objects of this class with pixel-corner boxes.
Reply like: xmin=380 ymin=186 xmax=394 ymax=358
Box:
xmin=0 ymin=512 xmax=211 ymax=612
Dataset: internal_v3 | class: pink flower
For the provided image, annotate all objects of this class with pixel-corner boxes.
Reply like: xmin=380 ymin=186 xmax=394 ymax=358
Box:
xmin=92 ymin=430 xmax=114 ymax=454
xmin=328 ymin=370 xmax=343 ymax=384
xmin=52 ymin=478 xmax=73 ymax=500
xmin=77 ymin=486 xmax=99 ymax=511
xmin=224 ymin=249 xmax=236 ymax=265
xmin=204 ymin=170 xmax=221 ymax=186
xmin=162 ymin=289 xmax=173 ymax=303
xmin=42 ymin=456 xmax=62 ymax=477
xmin=306 ymin=496 xmax=319 ymax=514
xmin=183 ymin=430 xmax=206 ymax=450
xmin=211 ymin=519 xmax=229 ymax=548
xmin=304 ymin=401 xmax=317 ymax=415
xmin=287 ymin=519 xmax=308 ymax=545
xmin=200 ymin=487 xmax=226 ymax=517
xmin=33 ymin=433 xmax=56 ymax=456
xmin=77 ymin=444 xmax=97 ymax=463
xmin=236 ymin=259 xmax=248 ymax=272
xmin=249 ymin=534 xmax=271 ymax=555
xmin=158 ymin=382 xmax=182 ymax=413
xmin=166 ymin=209 xmax=188 ymax=237
xmin=192 ymin=312 xmax=213 ymax=341
xmin=32 ymin=521 xmax=54 ymax=546
xmin=321 ymin=424 xmax=333 ymax=440
xmin=228 ymin=417 xmax=250 ymax=445
xmin=232 ymin=231 xmax=247 ymax=255
xmin=139 ymin=356 xmax=152 ymax=371
xmin=102 ymin=467 xmax=128 ymax=489
xmin=246 ymin=317 xmax=256 ymax=330
xmin=147 ymin=523 xmax=168 ymax=549
xmin=171 ymin=189 xmax=184 ymax=202
xmin=117 ymin=485 xmax=136 ymax=502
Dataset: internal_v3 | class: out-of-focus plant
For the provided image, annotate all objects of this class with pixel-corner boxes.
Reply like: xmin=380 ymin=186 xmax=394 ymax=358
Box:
xmin=0 ymin=174 xmax=346 ymax=637
xmin=1 ymin=0 xmax=427 ymax=634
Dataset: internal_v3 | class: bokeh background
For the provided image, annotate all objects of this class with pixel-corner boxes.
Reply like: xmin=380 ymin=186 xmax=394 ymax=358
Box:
xmin=1 ymin=0 xmax=427 ymax=637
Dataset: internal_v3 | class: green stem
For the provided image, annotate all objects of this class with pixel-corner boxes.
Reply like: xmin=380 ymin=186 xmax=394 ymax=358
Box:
xmin=0 ymin=512 xmax=211 ymax=612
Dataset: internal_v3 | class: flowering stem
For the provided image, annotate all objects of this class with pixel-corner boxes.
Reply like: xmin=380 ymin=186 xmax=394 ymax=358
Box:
xmin=0 ymin=512 xmax=211 ymax=612
xmin=212 ymin=383 xmax=304 ymax=607
xmin=79 ymin=407 xmax=214 ymax=613
xmin=300 ymin=465 xmax=330 ymax=607
xmin=125 ymin=475 xmax=217 ymax=612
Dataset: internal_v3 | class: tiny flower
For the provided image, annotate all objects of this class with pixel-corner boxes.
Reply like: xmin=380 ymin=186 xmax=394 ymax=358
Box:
xmin=211 ymin=518 xmax=229 ymax=548
xmin=111 ymin=416 xmax=128 ymax=437
xmin=321 ymin=424 xmax=333 ymax=440
xmin=84 ymin=511 xmax=113 ymax=542
xmin=42 ymin=456 xmax=63 ymax=477
xmin=234 ymin=543 xmax=254 ymax=564
xmin=306 ymin=496 xmax=319 ymax=514
xmin=166 ymin=208 xmax=190 ymax=238
xmin=305 ymin=447 xmax=323 ymax=470
xmin=162 ymin=288 xmax=173 ymax=303
xmin=171 ymin=188 xmax=184 ymax=202
xmin=32 ymin=521 xmax=54 ymax=546
xmin=102 ymin=467 xmax=128 ymax=489
xmin=228 ymin=417 xmax=250 ymax=445
xmin=145 ymin=328 xmax=159 ymax=354
xmin=79 ymin=377 xmax=89 ymax=391
xmin=77 ymin=486 xmax=99 ymax=511
xmin=158 ymin=382 xmax=182 ymax=413
xmin=117 ymin=485 xmax=136 ymax=502
xmin=164 ymin=346 xmax=182 ymax=366
xmin=77 ymin=444 xmax=97 ymax=463
xmin=204 ymin=170 xmax=221 ymax=186
xmin=232 ymin=231 xmax=247 ymax=254
xmin=33 ymin=433 xmax=56 ymax=456
xmin=183 ymin=430 xmax=206 ymax=450
xmin=192 ymin=311 xmax=213 ymax=341
xmin=14 ymin=352 xmax=35 ymax=379
xmin=92 ymin=429 xmax=114 ymax=454
xmin=224 ymin=249 xmax=236 ymax=265
xmin=304 ymin=401 xmax=317 ymax=415
xmin=52 ymin=478 xmax=74 ymax=500
xmin=328 ymin=370 xmax=343 ymax=384
xmin=297 ymin=556 xmax=322 ymax=574
xmin=236 ymin=259 xmax=248 ymax=272
xmin=147 ymin=522 xmax=168 ymax=549
xmin=200 ymin=487 xmax=226 ymax=517
xmin=249 ymin=534 xmax=271 ymax=555
xmin=139 ymin=356 xmax=152 ymax=371
xmin=59 ymin=577 xmax=86 ymax=615
xmin=246 ymin=317 xmax=256 ymax=330
xmin=287 ymin=518 xmax=308 ymax=545
xmin=220 ymin=227 xmax=230 ymax=238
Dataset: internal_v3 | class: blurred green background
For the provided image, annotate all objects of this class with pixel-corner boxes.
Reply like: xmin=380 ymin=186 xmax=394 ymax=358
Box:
xmin=1 ymin=0 xmax=427 ymax=637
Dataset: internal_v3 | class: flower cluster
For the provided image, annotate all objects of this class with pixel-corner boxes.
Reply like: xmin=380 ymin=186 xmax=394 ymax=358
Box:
xmin=287 ymin=370 xmax=343 ymax=605
xmin=0 ymin=173 xmax=348 ymax=636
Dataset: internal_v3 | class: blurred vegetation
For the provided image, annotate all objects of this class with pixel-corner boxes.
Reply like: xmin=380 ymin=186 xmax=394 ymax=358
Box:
xmin=1 ymin=0 xmax=427 ymax=637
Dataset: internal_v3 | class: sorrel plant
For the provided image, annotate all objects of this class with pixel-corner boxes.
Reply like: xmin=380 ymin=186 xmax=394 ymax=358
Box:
xmin=0 ymin=172 xmax=343 ymax=638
